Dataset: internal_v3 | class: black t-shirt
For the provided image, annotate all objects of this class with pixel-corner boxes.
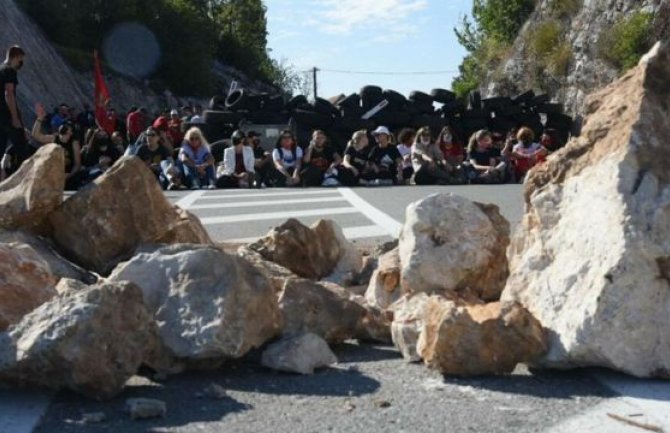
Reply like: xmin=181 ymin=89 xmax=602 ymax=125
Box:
xmin=137 ymin=144 xmax=171 ymax=165
xmin=0 ymin=63 xmax=18 ymax=126
xmin=83 ymin=144 xmax=120 ymax=168
xmin=368 ymin=145 xmax=401 ymax=171
xmin=309 ymin=145 xmax=336 ymax=171
xmin=469 ymin=149 xmax=494 ymax=166
xmin=251 ymin=144 xmax=265 ymax=159
xmin=55 ymin=136 xmax=77 ymax=173
xmin=345 ymin=146 xmax=370 ymax=171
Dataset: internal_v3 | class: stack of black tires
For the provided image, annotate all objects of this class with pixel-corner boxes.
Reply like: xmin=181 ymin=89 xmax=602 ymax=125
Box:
xmin=202 ymin=86 xmax=574 ymax=151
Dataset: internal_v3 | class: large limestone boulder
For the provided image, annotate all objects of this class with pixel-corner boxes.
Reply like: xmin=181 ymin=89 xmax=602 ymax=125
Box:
xmin=502 ymin=42 xmax=670 ymax=378
xmin=365 ymin=247 xmax=402 ymax=311
xmin=237 ymin=246 xmax=297 ymax=293
xmin=248 ymin=219 xmax=362 ymax=281
xmin=109 ymin=244 xmax=282 ymax=361
xmin=0 ymin=243 xmax=58 ymax=331
xmin=278 ymin=278 xmax=366 ymax=343
xmin=399 ymin=194 xmax=510 ymax=301
xmin=49 ymin=157 xmax=212 ymax=275
xmin=261 ymin=333 xmax=338 ymax=375
xmin=0 ymin=144 xmax=64 ymax=234
xmin=0 ymin=230 xmax=96 ymax=284
xmin=417 ymin=298 xmax=547 ymax=376
xmin=0 ymin=280 xmax=154 ymax=399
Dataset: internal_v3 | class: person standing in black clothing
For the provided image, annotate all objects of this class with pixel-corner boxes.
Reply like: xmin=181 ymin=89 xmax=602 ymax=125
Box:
xmin=0 ymin=46 xmax=28 ymax=165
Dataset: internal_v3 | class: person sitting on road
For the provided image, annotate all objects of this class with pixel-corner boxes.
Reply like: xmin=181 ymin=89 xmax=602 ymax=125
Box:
xmin=490 ymin=131 xmax=514 ymax=183
xmin=437 ymin=126 xmax=465 ymax=168
xmin=216 ymin=130 xmax=256 ymax=189
xmin=540 ymin=128 xmax=562 ymax=154
xmin=411 ymin=126 xmax=461 ymax=185
xmin=179 ymin=127 xmax=216 ymax=189
xmin=337 ymin=129 xmax=372 ymax=187
xmin=246 ymin=130 xmax=272 ymax=187
xmin=511 ymin=127 xmax=546 ymax=182
xmin=396 ymin=128 xmax=415 ymax=184
xmin=32 ymin=103 xmax=82 ymax=190
xmin=302 ymin=129 xmax=342 ymax=187
xmin=367 ymin=126 xmax=403 ymax=186
xmin=137 ymin=126 xmax=184 ymax=190
xmin=269 ymin=130 xmax=302 ymax=187
xmin=82 ymin=128 xmax=121 ymax=183
xmin=464 ymin=129 xmax=506 ymax=184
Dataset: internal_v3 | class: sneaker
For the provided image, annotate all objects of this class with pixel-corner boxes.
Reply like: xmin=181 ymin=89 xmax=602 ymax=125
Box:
xmin=206 ymin=184 xmax=216 ymax=190
xmin=322 ymin=177 xmax=341 ymax=187
xmin=167 ymin=182 xmax=178 ymax=191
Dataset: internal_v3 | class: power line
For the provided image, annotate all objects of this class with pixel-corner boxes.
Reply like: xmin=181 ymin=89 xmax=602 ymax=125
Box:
xmin=303 ymin=68 xmax=459 ymax=76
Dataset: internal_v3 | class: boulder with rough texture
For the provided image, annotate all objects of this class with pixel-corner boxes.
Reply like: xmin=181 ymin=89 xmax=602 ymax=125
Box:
xmin=261 ymin=333 xmax=338 ymax=375
xmin=0 ymin=230 xmax=97 ymax=284
xmin=109 ymin=244 xmax=282 ymax=361
xmin=365 ymin=247 xmax=403 ymax=310
xmin=417 ymin=299 xmax=547 ymax=376
xmin=352 ymin=297 xmax=393 ymax=343
xmin=278 ymin=278 xmax=366 ymax=343
xmin=0 ymin=144 xmax=64 ymax=234
xmin=248 ymin=219 xmax=362 ymax=281
xmin=399 ymin=194 xmax=510 ymax=301
xmin=0 ymin=243 xmax=57 ymax=331
xmin=502 ymin=42 xmax=670 ymax=378
xmin=49 ymin=156 xmax=212 ymax=275
xmin=237 ymin=246 xmax=297 ymax=293
xmin=0 ymin=281 xmax=154 ymax=399
xmin=390 ymin=294 xmax=430 ymax=362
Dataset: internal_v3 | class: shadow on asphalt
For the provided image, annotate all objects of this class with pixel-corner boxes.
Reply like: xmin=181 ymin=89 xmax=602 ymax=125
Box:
xmin=443 ymin=368 xmax=618 ymax=400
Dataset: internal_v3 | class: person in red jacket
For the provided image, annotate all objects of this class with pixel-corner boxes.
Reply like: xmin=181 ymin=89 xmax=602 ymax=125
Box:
xmin=126 ymin=107 xmax=145 ymax=144
xmin=167 ymin=109 xmax=183 ymax=148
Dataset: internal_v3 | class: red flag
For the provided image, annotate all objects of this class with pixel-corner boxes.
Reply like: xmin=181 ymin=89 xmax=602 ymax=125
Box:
xmin=93 ymin=50 xmax=114 ymax=134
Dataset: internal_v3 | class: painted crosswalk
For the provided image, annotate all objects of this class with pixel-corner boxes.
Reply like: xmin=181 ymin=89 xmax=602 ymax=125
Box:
xmin=178 ymin=187 xmax=400 ymax=244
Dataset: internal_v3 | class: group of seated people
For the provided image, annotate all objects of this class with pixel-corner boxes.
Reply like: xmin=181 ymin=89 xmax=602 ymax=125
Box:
xmin=0 ymin=100 xmax=557 ymax=190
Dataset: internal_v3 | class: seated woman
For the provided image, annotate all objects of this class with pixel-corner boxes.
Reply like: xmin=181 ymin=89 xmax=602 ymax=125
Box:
xmin=216 ymin=130 xmax=256 ymax=188
xmin=82 ymin=128 xmax=121 ymax=183
xmin=301 ymin=130 xmax=342 ymax=187
xmin=32 ymin=102 xmax=82 ymax=190
xmin=411 ymin=126 xmax=459 ymax=185
xmin=465 ymin=129 xmax=506 ymax=184
xmin=137 ymin=127 xmax=184 ymax=190
xmin=338 ymin=130 xmax=372 ymax=186
xmin=269 ymin=130 xmax=302 ymax=187
xmin=396 ymin=128 xmax=415 ymax=183
xmin=435 ymin=126 xmax=467 ymax=184
xmin=179 ymin=127 xmax=216 ymax=189
xmin=511 ymin=127 xmax=547 ymax=181
xmin=367 ymin=126 xmax=403 ymax=185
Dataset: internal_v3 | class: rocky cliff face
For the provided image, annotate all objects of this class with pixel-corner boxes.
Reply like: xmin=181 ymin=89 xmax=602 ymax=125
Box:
xmin=0 ymin=0 xmax=275 ymax=121
xmin=485 ymin=0 xmax=669 ymax=117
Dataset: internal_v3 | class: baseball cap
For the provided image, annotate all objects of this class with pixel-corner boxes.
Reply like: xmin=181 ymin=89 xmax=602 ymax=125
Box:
xmin=372 ymin=126 xmax=391 ymax=136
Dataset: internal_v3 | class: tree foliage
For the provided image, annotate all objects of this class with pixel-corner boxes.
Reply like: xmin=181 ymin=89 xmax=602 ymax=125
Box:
xmin=16 ymin=0 xmax=300 ymax=96
xmin=452 ymin=0 xmax=537 ymax=97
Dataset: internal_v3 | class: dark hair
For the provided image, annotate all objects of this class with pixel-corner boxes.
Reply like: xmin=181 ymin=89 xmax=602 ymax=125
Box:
xmin=58 ymin=123 xmax=73 ymax=136
xmin=275 ymin=130 xmax=297 ymax=153
xmin=6 ymin=46 xmax=25 ymax=59
xmin=397 ymin=128 xmax=416 ymax=145
xmin=467 ymin=129 xmax=492 ymax=154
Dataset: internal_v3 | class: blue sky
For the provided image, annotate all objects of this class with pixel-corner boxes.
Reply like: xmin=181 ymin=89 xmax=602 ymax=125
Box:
xmin=265 ymin=0 xmax=472 ymax=99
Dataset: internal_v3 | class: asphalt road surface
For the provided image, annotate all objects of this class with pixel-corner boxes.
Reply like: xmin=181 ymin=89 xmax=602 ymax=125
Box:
xmin=4 ymin=185 xmax=670 ymax=433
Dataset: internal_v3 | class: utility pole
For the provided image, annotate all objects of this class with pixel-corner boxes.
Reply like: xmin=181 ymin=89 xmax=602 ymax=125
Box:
xmin=312 ymin=67 xmax=318 ymax=99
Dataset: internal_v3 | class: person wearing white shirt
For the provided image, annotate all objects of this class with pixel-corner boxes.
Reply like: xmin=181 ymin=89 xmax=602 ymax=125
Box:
xmin=269 ymin=130 xmax=303 ymax=187
xmin=216 ymin=130 xmax=256 ymax=188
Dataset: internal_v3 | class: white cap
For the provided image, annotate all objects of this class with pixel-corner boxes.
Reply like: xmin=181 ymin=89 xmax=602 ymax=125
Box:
xmin=170 ymin=109 xmax=179 ymax=116
xmin=372 ymin=126 xmax=391 ymax=136
xmin=190 ymin=115 xmax=205 ymax=124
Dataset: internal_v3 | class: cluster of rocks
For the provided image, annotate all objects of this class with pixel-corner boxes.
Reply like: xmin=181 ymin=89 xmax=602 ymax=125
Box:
xmin=0 ymin=42 xmax=668 ymax=401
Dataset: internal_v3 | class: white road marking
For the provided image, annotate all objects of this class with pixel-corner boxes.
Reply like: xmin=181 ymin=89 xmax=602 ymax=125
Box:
xmin=196 ymin=190 xmax=341 ymax=201
xmin=223 ymin=224 xmax=390 ymax=244
xmin=0 ymin=390 xmax=53 ymax=433
xmin=189 ymin=196 xmax=347 ymax=210
xmin=337 ymin=187 xmax=403 ymax=237
xmin=200 ymin=207 xmax=359 ymax=225
xmin=174 ymin=191 xmax=206 ymax=209
xmin=546 ymin=372 xmax=670 ymax=432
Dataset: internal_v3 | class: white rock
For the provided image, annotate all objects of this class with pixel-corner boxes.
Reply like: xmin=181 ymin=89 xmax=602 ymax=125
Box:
xmin=390 ymin=294 xmax=430 ymax=362
xmin=502 ymin=42 xmax=670 ymax=378
xmin=261 ymin=333 xmax=337 ymax=375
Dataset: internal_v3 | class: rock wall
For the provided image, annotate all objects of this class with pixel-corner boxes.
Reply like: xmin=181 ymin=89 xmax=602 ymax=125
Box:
xmin=485 ymin=0 xmax=669 ymax=117
xmin=0 ymin=0 xmax=276 ymax=120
